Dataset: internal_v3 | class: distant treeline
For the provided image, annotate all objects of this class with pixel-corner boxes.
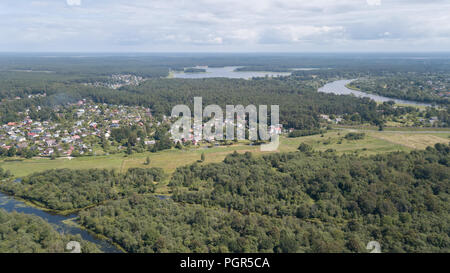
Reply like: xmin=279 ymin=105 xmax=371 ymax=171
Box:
xmin=288 ymin=129 xmax=325 ymax=138
xmin=235 ymin=66 xmax=292 ymax=72
xmin=344 ymin=132 xmax=365 ymax=140
xmin=0 ymin=76 xmax=385 ymax=129
xmin=184 ymin=68 xmax=206 ymax=73
xmin=1 ymin=55 xmax=449 ymax=126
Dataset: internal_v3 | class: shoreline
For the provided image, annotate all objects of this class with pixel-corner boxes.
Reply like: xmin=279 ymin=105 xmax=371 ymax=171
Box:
xmin=344 ymin=81 xmax=439 ymax=107
xmin=63 ymin=217 xmax=127 ymax=253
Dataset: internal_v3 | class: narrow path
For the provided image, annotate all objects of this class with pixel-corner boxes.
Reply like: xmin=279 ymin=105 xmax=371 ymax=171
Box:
xmin=119 ymin=158 xmax=126 ymax=173
xmin=334 ymin=128 xmax=450 ymax=134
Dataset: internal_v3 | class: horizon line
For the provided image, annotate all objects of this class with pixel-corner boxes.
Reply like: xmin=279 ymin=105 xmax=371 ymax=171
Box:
xmin=0 ymin=51 xmax=450 ymax=55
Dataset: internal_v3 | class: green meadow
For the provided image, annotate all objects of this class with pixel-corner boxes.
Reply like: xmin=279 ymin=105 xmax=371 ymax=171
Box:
xmin=2 ymin=129 xmax=449 ymax=178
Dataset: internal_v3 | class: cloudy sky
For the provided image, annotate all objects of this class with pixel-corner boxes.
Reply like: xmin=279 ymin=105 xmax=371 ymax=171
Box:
xmin=0 ymin=0 xmax=449 ymax=52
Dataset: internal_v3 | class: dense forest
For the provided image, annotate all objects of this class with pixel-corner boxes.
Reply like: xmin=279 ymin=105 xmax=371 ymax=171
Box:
xmin=0 ymin=209 xmax=100 ymax=253
xmin=0 ymin=168 xmax=166 ymax=211
xmin=165 ymin=145 xmax=449 ymax=252
xmin=79 ymin=195 xmax=327 ymax=253
xmin=55 ymin=144 xmax=450 ymax=253
xmin=170 ymin=145 xmax=449 ymax=217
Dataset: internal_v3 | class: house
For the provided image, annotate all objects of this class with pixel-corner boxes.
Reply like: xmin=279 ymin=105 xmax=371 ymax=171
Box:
xmin=17 ymin=142 xmax=28 ymax=149
xmin=320 ymin=114 xmax=332 ymax=122
xmin=45 ymin=139 xmax=57 ymax=147
xmin=269 ymin=124 xmax=282 ymax=135
xmin=77 ymin=109 xmax=85 ymax=117
xmin=43 ymin=148 xmax=54 ymax=155
xmin=16 ymin=136 xmax=26 ymax=142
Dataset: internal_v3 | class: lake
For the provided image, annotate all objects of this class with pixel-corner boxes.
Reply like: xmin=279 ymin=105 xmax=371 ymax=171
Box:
xmin=0 ymin=192 xmax=121 ymax=253
xmin=318 ymin=79 xmax=432 ymax=106
xmin=171 ymin=66 xmax=292 ymax=79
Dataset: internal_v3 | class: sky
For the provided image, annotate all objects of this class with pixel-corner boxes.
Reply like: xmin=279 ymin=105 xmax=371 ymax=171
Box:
xmin=0 ymin=0 xmax=449 ymax=52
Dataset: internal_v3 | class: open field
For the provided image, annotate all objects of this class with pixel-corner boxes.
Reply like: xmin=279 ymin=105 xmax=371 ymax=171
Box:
xmin=279 ymin=131 xmax=413 ymax=155
xmin=369 ymin=132 xmax=449 ymax=149
xmin=1 ymin=129 xmax=449 ymax=178
xmin=120 ymin=144 xmax=266 ymax=173
xmin=0 ymin=143 xmax=266 ymax=178
xmin=334 ymin=125 xmax=450 ymax=132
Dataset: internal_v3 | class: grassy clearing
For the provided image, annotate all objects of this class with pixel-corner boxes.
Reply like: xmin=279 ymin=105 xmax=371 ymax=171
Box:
xmin=280 ymin=131 xmax=411 ymax=155
xmin=0 ymin=143 xmax=265 ymax=178
xmin=390 ymin=103 xmax=428 ymax=110
xmin=369 ymin=132 xmax=450 ymax=149
xmin=334 ymin=125 xmax=450 ymax=132
xmin=121 ymin=144 xmax=266 ymax=174
xmin=1 ymin=129 xmax=448 ymax=178
xmin=430 ymin=133 xmax=450 ymax=138
xmin=1 ymin=155 xmax=125 ymax=177
xmin=166 ymin=71 xmax=175 ymax=79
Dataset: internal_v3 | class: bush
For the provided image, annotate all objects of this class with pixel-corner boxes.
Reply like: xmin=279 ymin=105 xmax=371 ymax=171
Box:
xmin=344 ymin=132 xmax=365 ymax=140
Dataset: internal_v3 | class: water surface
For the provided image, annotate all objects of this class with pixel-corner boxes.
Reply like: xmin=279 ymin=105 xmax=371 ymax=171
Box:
xmin=171 ymin=66 xmax=292 ymax=79
xmin=0 ymin=192 xmax=120 ymax=253
xmin=318 ymin=79 xmax=432 ymax=106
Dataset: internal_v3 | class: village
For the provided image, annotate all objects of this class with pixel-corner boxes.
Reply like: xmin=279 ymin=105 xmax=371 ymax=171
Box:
xmin=0 ymin=99 xmax=288 ymax=159
xmin=83 ymin=74 xmax=146 ymax=89
xmin=0 ymin=100 xmax=155 ymax=158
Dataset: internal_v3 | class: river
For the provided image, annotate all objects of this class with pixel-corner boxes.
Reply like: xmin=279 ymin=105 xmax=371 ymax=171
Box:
xmin=0 ymin=191 xmax=121 ymax=253
xmin=318 ymin=79 xmax=432 ymax=107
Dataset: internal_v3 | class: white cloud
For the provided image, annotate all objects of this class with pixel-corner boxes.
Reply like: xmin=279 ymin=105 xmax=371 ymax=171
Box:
xmin=366 ymin=0 xmax=381 ymax=6
xmin=66 ymin=0 xmax=81 ymax=6
xmin=260 ymin=25 xmax=345 ymax=43
xmin=1 ymin=0 xmax=449 ymax=52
